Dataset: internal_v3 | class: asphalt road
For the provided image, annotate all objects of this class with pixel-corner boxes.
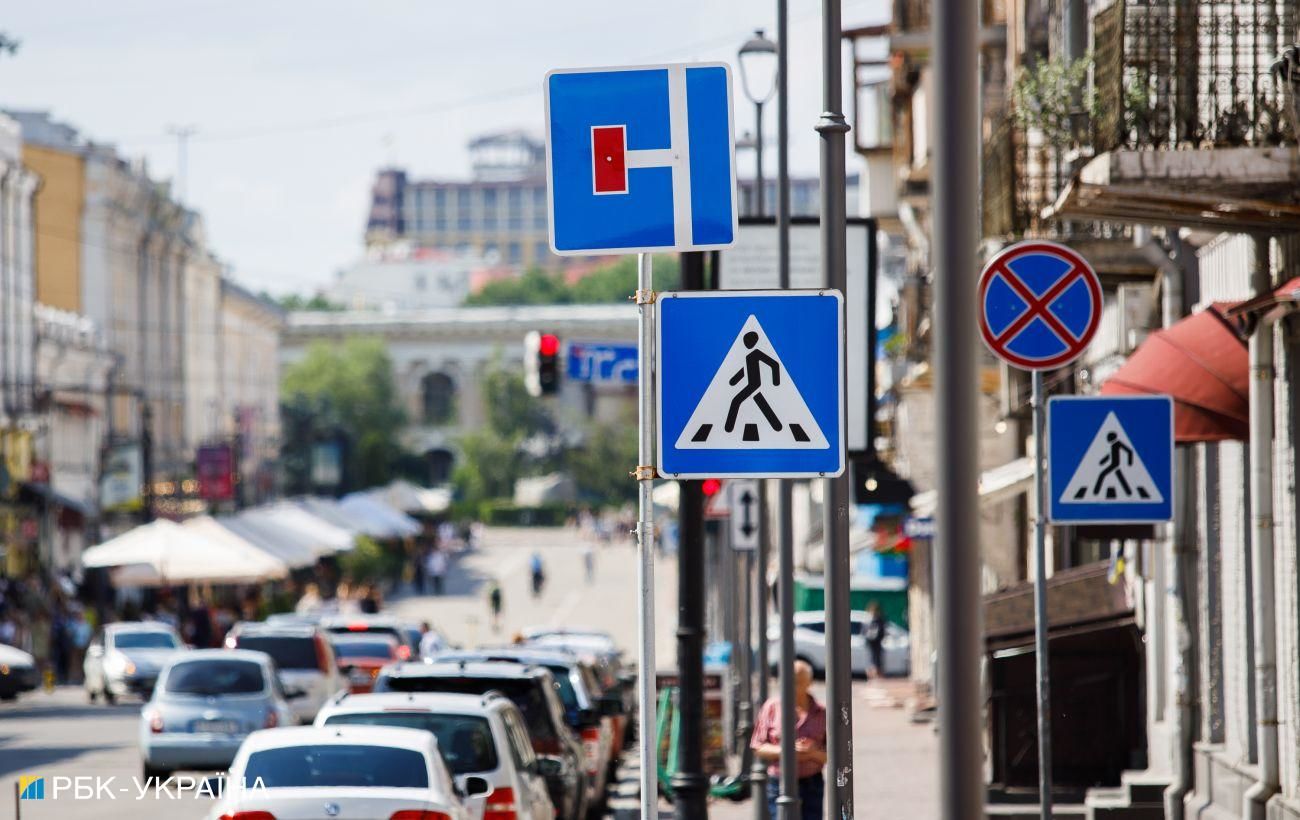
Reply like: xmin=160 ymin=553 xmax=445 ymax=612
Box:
xmin=0 ymin=527 xmax=674 ymax=820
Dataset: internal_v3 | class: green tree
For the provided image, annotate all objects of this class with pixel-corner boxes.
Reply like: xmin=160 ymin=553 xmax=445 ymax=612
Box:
xmin=452 ymin=365 xmax=558 ymax=504
xmin=565 ymin=420 xmax=638 ymax=506
xmin=465 ymin=269 xmax=572 ymax=306
xmin=465 ymin=255 xmax=680 ymax=306
xmin=281 ymin=338 xmax=407 ymax=491
xmin=266 ymin=291 xmax=343 ymax=311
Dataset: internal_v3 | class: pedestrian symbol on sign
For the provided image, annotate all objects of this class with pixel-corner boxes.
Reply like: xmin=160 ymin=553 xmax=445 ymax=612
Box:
xmin=1058 ymin=411 xmax=1164 ymax=504
xmin=675 ymin=315 xmax=827 ymax=450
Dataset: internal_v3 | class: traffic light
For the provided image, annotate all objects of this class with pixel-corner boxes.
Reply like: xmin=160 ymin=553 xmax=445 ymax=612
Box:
xmin=701 ymin=478 xmax=723 ymax=497
xmin=524 ymin=331 xmax=562 ymax=397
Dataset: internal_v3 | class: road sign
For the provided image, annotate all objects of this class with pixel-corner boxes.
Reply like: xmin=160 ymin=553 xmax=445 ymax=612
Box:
xmin=719 ymin=218 xmax=876 ymax=451
xmin=544 ymin=63 xmax=737 ymax=255
xmin=728 ymin=480 xmax=760 ymax=550
xmin=978 ymin=241 xmax=1101 ymax=371
xmin=1047 ymin=395 xmax=1174 ymax=523
xmin=657 ymin=290 xmax=844 ymax=478
xmin=567 ymin=341 xmax=638 ymax=385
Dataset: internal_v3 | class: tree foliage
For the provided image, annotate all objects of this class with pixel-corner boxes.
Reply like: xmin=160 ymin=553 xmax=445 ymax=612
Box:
xmin=266 ymin=291 xmax=343 ymax=311
xmin=565 ymin=419 xmax=638 ymax=506
xmin=280 ymin=338 xmax=407 ymax=492
xmin=466 ymin=256 xmax=680 ymax=306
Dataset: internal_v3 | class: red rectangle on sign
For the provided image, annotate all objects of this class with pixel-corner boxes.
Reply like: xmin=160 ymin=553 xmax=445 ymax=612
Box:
xmin=591 ymin=125 xmax=627 ymax=194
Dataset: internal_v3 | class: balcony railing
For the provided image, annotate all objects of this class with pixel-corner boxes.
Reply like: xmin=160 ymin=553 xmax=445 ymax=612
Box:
xmin=1093 ymin=0 xmax=1296 ymax=151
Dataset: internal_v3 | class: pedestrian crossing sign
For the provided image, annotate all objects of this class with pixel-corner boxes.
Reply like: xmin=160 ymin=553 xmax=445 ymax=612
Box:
xmin=1047 ymin=395 xmax=1174 ymax=523
xmin=657 ymin=290 xmax=844 ymax=478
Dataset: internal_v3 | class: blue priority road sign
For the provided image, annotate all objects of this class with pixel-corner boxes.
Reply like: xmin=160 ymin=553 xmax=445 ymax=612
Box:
xmin=657 ymin=290 xmax=844 ymax=479
xmin=567 ymin=341 xmax=638 ymax=385
xmin=1047 ymin=395 xmax=1174 ymax=524
xmin=544 ymin=63 xmax=738 ymax=255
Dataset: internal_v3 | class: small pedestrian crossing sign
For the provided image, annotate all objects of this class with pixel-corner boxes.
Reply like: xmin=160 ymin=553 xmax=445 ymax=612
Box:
xmin=657 ymin=290 xmax=844 ymax=478
xmin=1048 ymin=395 xmax=1173 ymax=523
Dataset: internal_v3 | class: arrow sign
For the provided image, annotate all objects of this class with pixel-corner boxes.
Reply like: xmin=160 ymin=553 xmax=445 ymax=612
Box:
xmin=729 ymin=479 xmax=760 ymax=550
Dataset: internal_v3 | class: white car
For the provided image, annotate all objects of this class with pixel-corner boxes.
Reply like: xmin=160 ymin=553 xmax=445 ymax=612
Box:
xmin=210 ymin=724 xmax=486 ymax=820
xmin=84 ymin=622 xmax=187 ymax=703
xmin=315 ymin=691 xmax=556 ymax=820
xmin=767 ymin=610 xmax=910 ymax=678
xmin=225 ymin=622 xmax=344 ymax=723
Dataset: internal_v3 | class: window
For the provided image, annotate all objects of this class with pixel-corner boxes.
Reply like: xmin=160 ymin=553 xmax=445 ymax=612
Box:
xmin=457 ymin=189 xmax=472 ymax=230
xmin=800 ymin=621 xmax=826 ymax=634
xmin=421 ymin=372 xmax=455 ymax=425
xmin=508 ymin=242 xmax=522 ymax=264
xmin=501 ymin=708 xmax=537 ymax=769
xmin=377 ymin=676 xmax=558 ymax=745
xmin=482 ymin=187 xmax=498 ymax=229
xmin=244 ymin=745 xmax=429 ymax=789
xmin=165 ymin=660 xmax=264 ymax=695
xmin=322 ymin=713 xmax=497 ymax=774
xmin=113 ymin=631 xmax=179 ymax=650
xmin=533 ymin=186 xmax=548 ymax=228
xmin=433 ymin=189 xmax=448 ymax=230
xmin=231 ymin=636 xmax=319 ymax=670
xmin=507 ymin=187 xmax=524 ymax=229
xmin=535 ymin=242 xmax=551 ymax=265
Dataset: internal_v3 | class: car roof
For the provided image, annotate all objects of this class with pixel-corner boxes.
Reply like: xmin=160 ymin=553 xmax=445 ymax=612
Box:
xmin=242 ymin=724 xmax=439 ymax=754
xmin=171 ymin=648 xmax=271 ymax=664
xmin=437 ymin=648 xmax=580 ymax=668
xmin=230 ymin=621 xmax=319 ymax=638
xmin=319 ymin=615 xmax=411 ymax=629
xmin=107 ymin=621 xmax=177 ymax=633
xmin=322 ymin=691 xmax=504 ymax=716
xmin=382 ymin=660 xmax=549 ymax=681
xmin=522 ymin=626 xmax=613 ymax=641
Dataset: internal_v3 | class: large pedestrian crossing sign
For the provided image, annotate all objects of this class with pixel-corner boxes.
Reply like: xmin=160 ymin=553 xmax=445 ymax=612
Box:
xmin=544 ymin=63 xmax=738 ymax=255
xmin=1047 ymin=395 xmax=1174 ymax=523
xmin=657 ymin=291 xmax=844 ymax=478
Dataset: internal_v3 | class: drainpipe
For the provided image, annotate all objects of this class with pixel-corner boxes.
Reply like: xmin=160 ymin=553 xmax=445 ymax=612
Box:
xmin=1243 ymin=234 xmax=1278 ymax=819
xmin=1135 ymin=228 xmax=1195 ymax=819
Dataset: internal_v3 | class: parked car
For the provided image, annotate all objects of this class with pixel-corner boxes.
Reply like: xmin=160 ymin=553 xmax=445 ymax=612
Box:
xmin=208 ymin=725 xmax=485 ymax=820
xmin=319 ymin=614 xmax=420 ymax=660
xmin=766 ymin=610 xmax=911 ymax=678
xmin=374 ymin=661 xmax=588 ymax=820
xmin=0 ymin=643 xmax=39 ymax=700
xmin=140 ymin=649 xmax=300 ymax=779
xmin=330 ymin=632 xmax=401 ymax=694
xmin=315 ymin=691 xmax=556 ymax=820
xmin=522 ymin=628 xmax=635 ymax=750
xmin=84 ymin=622 xmax=186 ymax=703
xmin=434 ymin=647 xmax=620 ymax=810
xmin=224 ymin=621 xmax=343 ymax=722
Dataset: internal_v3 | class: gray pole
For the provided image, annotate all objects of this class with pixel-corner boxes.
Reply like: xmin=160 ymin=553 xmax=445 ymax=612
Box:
xmin=774 ymin=0 xmax=799 ymax=814
xmin=755 ymin=101 xmax=765 ymax=218
xmin=1031 ymin=370 xmax=1053 ymax=818
xmin=932 ymin=0 xmax=985 ymax=816
xmin=752 ymin=485 xmax=771 ymax=819
xmin=738 ymin=546 xmax=754 ymax=755
xmin=816 ymin=0 xmax=855 ymax=814
xmin=634 ymin=252 xmax=658 ymax=820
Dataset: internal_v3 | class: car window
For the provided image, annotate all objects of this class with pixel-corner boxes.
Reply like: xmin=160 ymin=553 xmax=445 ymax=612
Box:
xmin=377 ymin=676 xmax=558 ymax=743
xmin=244 ymin=744 xmax=428 ymax=789
xmin=322 ymin=713 xmax=498 ymax=774
xmin=800 ymin=621 xmax=826 ymax=634
xmin=165 ymin=660 xmax=265 ymax=695
xmin=849 ymin=621 xmax=866 ymax=636
xmin=543 ymin=665 xmax=580 ymax=710
xmin=234 ymin=636 xmax=319 ymax=670
xmin=114 ymin=631 xmax=179 ymax=650
xmin=502 ymin=708 xmax=537 ymax=769
xmin=332 ymin=640 xmax=396 ymax=660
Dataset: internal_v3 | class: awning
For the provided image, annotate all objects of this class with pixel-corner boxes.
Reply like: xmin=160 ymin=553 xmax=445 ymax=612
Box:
xmin=1100 ymin=307 xmax=1247 ymax=442
xmin=909 ymin=456 xmax=1035 ymax=518
xmin=338 ymin=493 xmax=422 ymax=539
xmin=257 ymin=502 xmax=355 ymax=554
xmin=1225 ymin=276 xmax=1300 ymax=328
xmin=82 ymin=519 xmax=288 ymax=586
xmin=375 ymin=480 xmax=451 ymax=515
xmin=214 ymin=515 xmax=320 ymax=569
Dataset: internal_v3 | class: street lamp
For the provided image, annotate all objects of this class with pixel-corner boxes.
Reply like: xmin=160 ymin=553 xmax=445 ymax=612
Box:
xmin=738 ymin=29 xmax=778 ymax=217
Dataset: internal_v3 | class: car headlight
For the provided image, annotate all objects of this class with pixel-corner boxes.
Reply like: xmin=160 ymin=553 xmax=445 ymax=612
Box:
xmin=105 ymin=654 xmax=135 ymax=676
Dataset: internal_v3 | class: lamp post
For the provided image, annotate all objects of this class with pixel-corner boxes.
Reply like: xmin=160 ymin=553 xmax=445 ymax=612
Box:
xmin=738 ymin=29 xmax=777 ymax=218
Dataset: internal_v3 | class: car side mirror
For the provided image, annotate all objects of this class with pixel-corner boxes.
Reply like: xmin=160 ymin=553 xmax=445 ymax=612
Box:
xmin=534 ymin=757 xmax=563 ymax=778
xmin=462 ymin=775 xmax=493 ymax=798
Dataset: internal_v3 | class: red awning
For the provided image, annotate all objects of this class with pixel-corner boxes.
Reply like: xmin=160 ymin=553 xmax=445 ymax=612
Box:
xmin=1225 ymin=276 xmax=1300 ymax=328
xmin=1100 ymin=307 xmax=1247 ymax=442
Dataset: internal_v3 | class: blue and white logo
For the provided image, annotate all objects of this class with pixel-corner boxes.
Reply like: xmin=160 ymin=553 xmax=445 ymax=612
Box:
xmin=1048 ymin=395 xmax=1174 ymax=523
xmin=567 ymin=341 xmax=638 ymax=385
xmin=544 ymin=62 xmax=737 ymax=255
xmin=657 ymin=291 xmax=844 ymax=478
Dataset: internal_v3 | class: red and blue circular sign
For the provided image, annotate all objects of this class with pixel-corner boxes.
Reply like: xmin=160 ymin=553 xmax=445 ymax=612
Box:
xmin=978 ymin=241 xmax=1101 ymax=371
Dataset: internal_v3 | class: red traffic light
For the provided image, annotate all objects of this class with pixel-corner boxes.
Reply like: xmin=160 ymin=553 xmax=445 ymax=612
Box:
xmin=701 ymin=478 xmax=723 ymax=497
xmin=539 ymin=333 xmax=560 ymax=357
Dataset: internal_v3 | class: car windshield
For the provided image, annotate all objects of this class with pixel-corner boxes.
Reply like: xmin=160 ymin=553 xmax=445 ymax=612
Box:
xmin=378 ymin=676 xmax=558 ymax=743
xmin=235 ymin=636 xmax=319 ymax=670
xmin=165 ymin=660 xmax=265 ymax=696
xmin=333 ymin=640 xmax=395 ymax=659
xmin=243 ymin=744 xmax=428 ymax=789
xmin=114 ymin=631 xmax=178 ymax=650
xmin=322 ymin=713 xmax=498 ymax=774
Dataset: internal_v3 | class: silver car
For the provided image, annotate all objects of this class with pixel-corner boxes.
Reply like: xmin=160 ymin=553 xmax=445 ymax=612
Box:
xmin=84 ymin=622 xmax=186 ymax=703
xmin=767 ymin=610 xmax=911 ymax=678
xmin=140 ymin=649 xmax=299 ymax=779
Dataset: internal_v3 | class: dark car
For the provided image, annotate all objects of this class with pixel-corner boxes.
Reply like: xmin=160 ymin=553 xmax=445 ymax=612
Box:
xmin=374 ymin=660 xmax=588 ymax=820
xmin=0 ymin=643 xmax=39 ymax=700
xmin=433 ymin=648 xmax=623 ymax=811
xmin=318 ymin=615 xmax=419 ymax=661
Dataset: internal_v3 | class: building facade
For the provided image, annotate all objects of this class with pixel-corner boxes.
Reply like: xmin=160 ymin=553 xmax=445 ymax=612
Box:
xmin=218 ymin=280 xmax=284 ymax=506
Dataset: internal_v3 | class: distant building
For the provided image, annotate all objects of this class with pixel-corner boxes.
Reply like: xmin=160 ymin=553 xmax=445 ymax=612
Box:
xmin=328 ymin=245 xmax=482 ymax=311
xmin=736 ymin=174 xmax=859 ymax=218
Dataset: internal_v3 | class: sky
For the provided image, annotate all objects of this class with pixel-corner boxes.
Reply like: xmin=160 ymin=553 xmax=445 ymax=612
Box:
xmin=2 ymin=0 xmax=887 ymax=295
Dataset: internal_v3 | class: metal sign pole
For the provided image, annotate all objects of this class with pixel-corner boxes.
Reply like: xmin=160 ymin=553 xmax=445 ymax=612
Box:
xmin=1031 ymin=370 xmax=1053 ymax=817
xmin=635 ymin=251 xmax=658 ymax=819
xmin=752 ymin=484 xmax=771 ymax=819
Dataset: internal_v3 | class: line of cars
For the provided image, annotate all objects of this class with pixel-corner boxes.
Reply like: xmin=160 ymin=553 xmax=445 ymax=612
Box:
xmin=77 ymin=613 xmax=632 ymax=820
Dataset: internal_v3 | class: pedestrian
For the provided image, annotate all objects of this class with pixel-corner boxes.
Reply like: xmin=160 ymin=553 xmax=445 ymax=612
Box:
xmin=69 ymin=605 xmax=92 ymax=683
xmin=414 ymin=546 xmax=428 ymax=595
xmin=359 ymin=584 xmax=380 ymax=615
xmin=528 ymin=552 xmax=545 ymax=598
xmin=751 ymin=659 xmax=827 ymax=820
xmin=864 ymin=600 xmax=887 ymax=679
xmin=486 ymin=579 xmax=503 ymax=632
xmin=582 ymin=545 xmax=595 ymax=584
xmin=418 ymin=620 xmax=446 ymax=660
xmin=426 ymin=548 xmax=448 ymax=596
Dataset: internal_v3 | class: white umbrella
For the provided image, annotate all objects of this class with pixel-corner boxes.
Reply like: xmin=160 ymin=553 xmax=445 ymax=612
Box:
xmin=82 ymin=519 xmax=288 ymax=586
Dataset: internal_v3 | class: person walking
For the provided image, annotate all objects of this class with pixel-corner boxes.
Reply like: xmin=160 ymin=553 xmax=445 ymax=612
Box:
xmin=750 ymin=660 xmax=827 ymax=820
xmin=582 ymin=545 xmax=595 ymax=584
xmin=426 ymin=548 xmax=448 ymax=596
xmin=528 ymin=552 xmax=545 ymax=599
xmin=486 ymin=580 xmax=503 ymax=632
xmin=864 ymin=600 xmax=887 ymax=679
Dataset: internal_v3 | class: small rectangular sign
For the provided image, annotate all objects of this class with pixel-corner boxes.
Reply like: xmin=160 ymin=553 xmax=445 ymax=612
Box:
xmin=728 ymin=480 xmax=760 ymax=550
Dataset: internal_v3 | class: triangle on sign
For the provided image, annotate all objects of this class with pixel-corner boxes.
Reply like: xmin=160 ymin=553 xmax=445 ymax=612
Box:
xmin=1058 ymin=411 xmax=1163 ymax=504
xmin=675 ymin=315 xmax=828 ymax=450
